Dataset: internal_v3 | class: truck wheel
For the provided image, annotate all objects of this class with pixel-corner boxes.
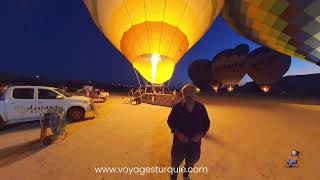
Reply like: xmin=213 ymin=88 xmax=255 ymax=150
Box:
xmin=67 ymin=107 xmax=85 ymax=121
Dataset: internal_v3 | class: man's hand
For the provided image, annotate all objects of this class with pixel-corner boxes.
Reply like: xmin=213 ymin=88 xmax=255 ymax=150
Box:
xmin=190 ymin=133 xmax=203 ymax=143
xmin=175 ymin=131 xmax=189 ymax=143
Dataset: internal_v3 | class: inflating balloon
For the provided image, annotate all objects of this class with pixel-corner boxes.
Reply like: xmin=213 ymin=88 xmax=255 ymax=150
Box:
xmin=188 ymin=59 xmax=212 ymax=90
xmin=210 ymin=80 xmax=221 ymax=92
xmin=211 ymin=44 xmax=249 ymax=91
xmin=222 ymin=0 xmax=320 ymax=64
xmin=84 ymin=0 xmax=224 ymax=84
xmin=210 ymin=64 xmax=221 ymax=92
xmin=248 ymin=47 xmax=291 ymax=92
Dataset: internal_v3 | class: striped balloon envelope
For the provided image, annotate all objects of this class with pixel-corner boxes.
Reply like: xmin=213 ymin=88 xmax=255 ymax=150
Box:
xmin=222 ymin=0 xmax=320 ymax=65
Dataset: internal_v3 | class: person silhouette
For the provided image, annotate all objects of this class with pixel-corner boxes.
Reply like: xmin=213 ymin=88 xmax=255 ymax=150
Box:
xmin=167 ymin=84 xmax=211 ymax=180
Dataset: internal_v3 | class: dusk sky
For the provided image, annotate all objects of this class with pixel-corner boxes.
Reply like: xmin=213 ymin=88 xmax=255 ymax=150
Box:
xmin=1 ymin=0 xmax=320 ymax=87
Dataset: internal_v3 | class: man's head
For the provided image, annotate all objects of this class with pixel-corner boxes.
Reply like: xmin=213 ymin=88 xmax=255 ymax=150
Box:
xmin=181 ymin=84 xmax=197 ymax=105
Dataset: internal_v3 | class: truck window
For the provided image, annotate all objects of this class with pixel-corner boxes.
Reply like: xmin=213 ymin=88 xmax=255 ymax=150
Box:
xmin=55 ymin=88 xmax=72 ymax=98
xmin=38 ymin=89 xmax=59 ymax=99
xmin=12 ymin=88 xmax=34 ymax=99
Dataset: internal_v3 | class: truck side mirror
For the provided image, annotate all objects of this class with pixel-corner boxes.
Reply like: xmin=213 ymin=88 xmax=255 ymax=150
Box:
xmin=56 ymin=95 xmax=64 ymax=99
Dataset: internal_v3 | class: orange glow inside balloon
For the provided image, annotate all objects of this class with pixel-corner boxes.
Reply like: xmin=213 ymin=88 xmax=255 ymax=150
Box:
xmin=83 ymin=0 xmax=224 ymax=84
xmin=211 ymin=85 xmax=219 ymax=92
xmin=132 ymin=54 xmax=174 ymax=84
xmin=260 ymin=85 xmax=271 ymax=93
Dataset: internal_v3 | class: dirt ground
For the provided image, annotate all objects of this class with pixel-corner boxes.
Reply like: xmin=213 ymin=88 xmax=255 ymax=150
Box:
xmin=1 ymin=94 xmax=320 ymax=180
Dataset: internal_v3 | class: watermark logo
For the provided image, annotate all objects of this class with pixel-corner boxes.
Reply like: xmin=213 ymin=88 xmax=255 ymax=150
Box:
xmin=94 ymin=166 xmax=208 ymax=175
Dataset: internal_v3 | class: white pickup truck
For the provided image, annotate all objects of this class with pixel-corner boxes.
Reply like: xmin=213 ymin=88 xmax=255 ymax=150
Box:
xmin=0 ymin=86 xmax=95 ymax=128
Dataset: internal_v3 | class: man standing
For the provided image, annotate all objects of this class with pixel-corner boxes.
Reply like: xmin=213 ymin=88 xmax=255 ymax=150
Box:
xmin=128 ymin=88 xmax=134 ymax=104
xmin=167 ymin=84 xmax=211 ymax=180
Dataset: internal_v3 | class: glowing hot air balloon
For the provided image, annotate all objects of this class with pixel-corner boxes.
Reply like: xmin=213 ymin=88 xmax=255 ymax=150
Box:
xmin=248 ymin=47 xmax=291 ymax=93
xmin=211 ymin=44 xmax=249 ymax=92
xmin=210 ymin=80 xmax=221 ymax=93
xmin=222 ymin=0 xmax=320 ymax=65
xmin=83 ymin=0 xmax=224 ymax=84
xmin=210 ymin=61 xmax=221 ymax=93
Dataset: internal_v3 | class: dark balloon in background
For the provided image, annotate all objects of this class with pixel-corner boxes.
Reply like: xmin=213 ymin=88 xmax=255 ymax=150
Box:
xmin=247 ymin=47 xmax=291 ymax=92
xmin=211 ymin=44 xmax=249 ymax=88
xmin=188 ymin=59 xmax=212 ymax=91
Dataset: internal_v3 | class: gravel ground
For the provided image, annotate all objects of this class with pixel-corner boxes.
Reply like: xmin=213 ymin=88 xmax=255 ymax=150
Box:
xmin=0 ymin=94 xmax=319 ymax=180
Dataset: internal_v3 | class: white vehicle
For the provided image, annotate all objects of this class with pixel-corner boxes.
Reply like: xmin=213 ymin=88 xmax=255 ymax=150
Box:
xmin=0 ymin=86 xmax=95 ymax=128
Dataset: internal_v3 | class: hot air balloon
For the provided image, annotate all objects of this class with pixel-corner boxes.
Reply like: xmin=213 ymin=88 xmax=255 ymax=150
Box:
xmin=222 ymin=0 xmax=320 ymax=65
xmin=210 ymin=80 xmax=221 ymax=92
xmin=209 ymin=62 xmax=221 ymax=93
xmin=211 ymin=44 xmax=249 ymax=92
xmin=188 ymin=59 xmax=212 ymax=91
xmin=83 ymin=0 xmax=224 ymax=85
xmin=248 ymin=47 xmax=291 ymax=93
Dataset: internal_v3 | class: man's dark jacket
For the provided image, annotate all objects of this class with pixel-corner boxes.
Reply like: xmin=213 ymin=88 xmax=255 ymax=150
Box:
xmin=167 ymin=101 xmax=210 ymax=138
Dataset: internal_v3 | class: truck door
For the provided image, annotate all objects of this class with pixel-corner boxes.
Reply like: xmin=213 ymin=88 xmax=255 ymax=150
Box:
xmin=35 ymin=88 xmax=64 ymax=118
xmin=7 ymin=88 xmax=38 ymax=122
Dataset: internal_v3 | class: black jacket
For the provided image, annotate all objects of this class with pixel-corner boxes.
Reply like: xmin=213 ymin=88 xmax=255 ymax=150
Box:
xmin=167 ymin=101 xmax=211 ymax=138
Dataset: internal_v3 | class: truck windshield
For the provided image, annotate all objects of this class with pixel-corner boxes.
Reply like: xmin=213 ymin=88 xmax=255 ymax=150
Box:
xmin=55 ymin=88 xmax=72 ymax=98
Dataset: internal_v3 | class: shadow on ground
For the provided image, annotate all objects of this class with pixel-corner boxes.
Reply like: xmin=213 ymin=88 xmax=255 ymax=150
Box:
xmin=203 ymin=134 xmax=226 ymax=147
xmin=0 ymin=139 xmax=45 ymax=168
xmin=0 ymin=121 xmax=40 ymax=135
